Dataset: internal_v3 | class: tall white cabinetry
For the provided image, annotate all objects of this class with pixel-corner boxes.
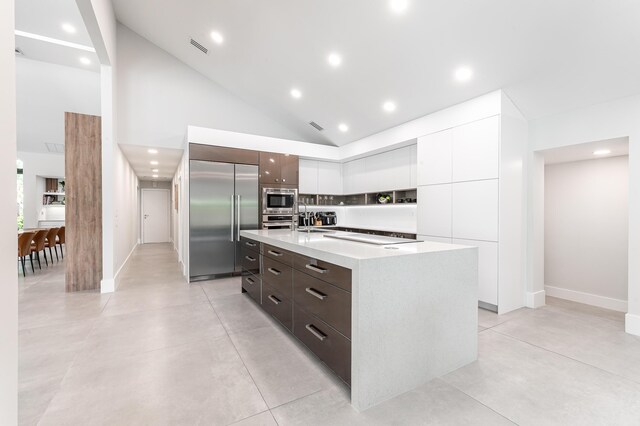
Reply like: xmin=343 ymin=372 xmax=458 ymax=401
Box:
xmin=417 ymin=113 xmax=525 ymax=313
xmin=299 ymin=159 xmax=343 ymax=195
xmin=342 ymin=145 xmax=416 ymax=194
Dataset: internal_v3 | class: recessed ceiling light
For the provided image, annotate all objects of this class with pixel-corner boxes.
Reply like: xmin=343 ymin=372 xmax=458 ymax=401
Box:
xmin=150 ymin=160 xmax=159 ymax=165
xmin=210 ymin=31 xmax=224 ymax=45
xmin=389 ymin=0 xmax=409 ymax=14
xmin=152 ymin=174 xmax=159 ymax=178
xmin=61 ymin=23 xmax=76 ymax=34
xmin=290 ymin=88 xmax=302 ymax=99
xmin=327 ymin=53 xmax=342 ymax=67
xmin=147 ymin=148 xmax=158 ymax=154
xmin=79 ymin=57 xmax=91 ymax=65
xmin=338 ymin=123 xmax=349 ymax=132
xmin=454 ymin=66 xmax=473 ymax=82
xmin=382 ymin=101 xmax=397 ymax=112
xmin=151 ymin=169 xmax=159 ymax=173
xmin=593 ymin=149 xmax=611 ymax=155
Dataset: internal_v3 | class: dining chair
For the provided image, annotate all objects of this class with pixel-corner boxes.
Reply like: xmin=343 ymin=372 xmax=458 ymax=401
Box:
xmin=56 ymin=226 xmax=65 ymax=259
xmin=30 ymin=229 xmax=49 ymax=269
xmin=44 ymin=228 xmax=60 ymax=262
xmin=18 ymin=231 xmax=36 ymax=276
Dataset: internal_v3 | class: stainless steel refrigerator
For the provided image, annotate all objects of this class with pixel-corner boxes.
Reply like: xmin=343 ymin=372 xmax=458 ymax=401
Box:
xmin=189 ymin=160 xmax=259 ymax=281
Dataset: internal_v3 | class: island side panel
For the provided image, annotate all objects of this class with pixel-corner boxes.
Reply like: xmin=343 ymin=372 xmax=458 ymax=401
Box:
xmin=350 ymin=247 xmax=478 ymax=411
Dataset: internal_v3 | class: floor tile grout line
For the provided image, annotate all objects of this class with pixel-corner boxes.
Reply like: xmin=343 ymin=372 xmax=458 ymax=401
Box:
xmin=486 ymin=328 xmax=640 ymax=386
xmin=439 ymin=378 xmax=521 ymax=426
xmin=204 ymin=286 xmax=273 ymax=418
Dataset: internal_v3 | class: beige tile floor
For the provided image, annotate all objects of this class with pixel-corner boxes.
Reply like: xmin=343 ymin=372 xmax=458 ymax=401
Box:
xmin=18 ymin=243 xmax=640 ymax=425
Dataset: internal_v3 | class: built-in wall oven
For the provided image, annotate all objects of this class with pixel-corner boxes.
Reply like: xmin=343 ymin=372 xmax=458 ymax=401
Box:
xmin=262 ymin=187 xmax=297 ymax=213
xmin=262 ymin=187 xmax=297 ymax=229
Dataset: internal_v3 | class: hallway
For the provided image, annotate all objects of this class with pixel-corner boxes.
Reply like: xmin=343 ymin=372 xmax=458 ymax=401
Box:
xmin=19 ymin=244 xmax=640 ymax=425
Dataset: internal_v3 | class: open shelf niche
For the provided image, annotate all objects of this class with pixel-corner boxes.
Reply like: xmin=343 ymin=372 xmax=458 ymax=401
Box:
xmin=299 ymin=188 xmax=417 ymax=207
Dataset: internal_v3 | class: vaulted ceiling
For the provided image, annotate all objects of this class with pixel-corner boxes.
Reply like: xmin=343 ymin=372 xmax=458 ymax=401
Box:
xmin=112 ymin=0 xmax=640 ymax=146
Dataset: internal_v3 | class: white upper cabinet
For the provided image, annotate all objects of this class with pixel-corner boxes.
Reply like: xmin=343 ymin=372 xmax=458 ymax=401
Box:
xmin=392 ymin=146 xmax=413 ymax=190
xmin=452 ymin=116 xmax=500 ymax=182
xmin=299 ymin=159 xmax=318 ymax=194
xmin=452 ymin=179 xmax=499 ymax=242
xmin=317 ymin=161 xmax=342 ymax=195
xmin=409 ymin=144 xmax=417 ymax=188
xmin=343 ymin=158 xmax=366 ymax=194
xmin=417 ymin=129 xmax=453 ymax=185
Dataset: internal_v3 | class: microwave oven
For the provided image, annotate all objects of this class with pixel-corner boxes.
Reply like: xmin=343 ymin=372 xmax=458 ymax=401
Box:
xmin=262 ymin=188 xmax=297 ymax=214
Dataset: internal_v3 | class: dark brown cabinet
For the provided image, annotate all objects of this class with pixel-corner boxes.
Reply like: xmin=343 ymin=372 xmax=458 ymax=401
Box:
xmin=259 ymin=152 xmax=299 ymax=185
xmin=240 ymin=237 xmax=352 ymax=386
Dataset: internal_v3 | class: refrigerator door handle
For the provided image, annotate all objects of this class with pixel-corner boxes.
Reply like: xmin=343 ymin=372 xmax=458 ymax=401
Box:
xmin=230 ymin=195 xmax=235 ymax=242
xmin=236 ymin=194 xmax=241 ymax=241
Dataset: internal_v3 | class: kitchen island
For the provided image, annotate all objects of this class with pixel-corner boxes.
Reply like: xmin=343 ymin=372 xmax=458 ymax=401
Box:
xmin=239 ymin=229 xmax=478 ymax=411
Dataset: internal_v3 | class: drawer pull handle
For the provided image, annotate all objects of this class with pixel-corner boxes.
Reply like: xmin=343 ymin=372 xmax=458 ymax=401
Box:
xmin=268 ymin=250 xmax=283 ymax=257
xmin=246 ymin=277 xmax=255 ymax=284
xmin=268 ymin=267 xmax=281 ymax=276
xmin=305 ymin=287 xmax=327 ymax=300
xmin=245 ymin=255 xmax=256 ymax=262
xmin=305 ymin=324 xmax=327 ymax=341
xmin=268 ymin=295 xmax=281 ymax=305
xmin=245 ymin=241 xmax=257 ymax=247
xmin=305 ymin=264 xmax=327 ymax=274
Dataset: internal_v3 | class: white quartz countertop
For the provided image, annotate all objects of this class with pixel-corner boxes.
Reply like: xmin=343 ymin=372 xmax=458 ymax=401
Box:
xmin=240 ymin=229 xmax=471 ymax=269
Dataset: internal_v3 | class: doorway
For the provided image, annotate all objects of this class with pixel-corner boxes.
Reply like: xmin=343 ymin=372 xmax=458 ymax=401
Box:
xmin=141 ymin=189 xmax=170 ymax=243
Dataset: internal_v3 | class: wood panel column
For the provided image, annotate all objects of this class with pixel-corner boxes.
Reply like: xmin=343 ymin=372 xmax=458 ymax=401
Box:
xmin=65 ymin=112 xmax=102 ymax=292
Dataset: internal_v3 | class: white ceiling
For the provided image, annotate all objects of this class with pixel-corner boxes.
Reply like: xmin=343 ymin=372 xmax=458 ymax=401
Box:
xmin=15 ymin=0 xmax=99 ymax=72
xmin=119 ymin=144 xmax=183 ymax=181
xmin=112 ymin=0 xmax=640 ymax=147
xmin=541 ymin=137 xmax=629 ymax=165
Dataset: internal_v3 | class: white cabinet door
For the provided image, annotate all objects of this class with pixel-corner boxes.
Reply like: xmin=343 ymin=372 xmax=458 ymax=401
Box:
xmin=343 ymin=159 xmax=366 ymax=194
xmin=299 ymin=159 xmax=318 ymax=194
xmin=409 ymin=144 xmax=417 ymax=188
xmin=317 ymin=161 xmax=342 ymax=195
xmin=453 ymin=238 xmax=498 ymax=306
xmin=417 ymin=129 xmax=453 ymax=185
xmin=365 ymin=153 xmax=387 ymax=192
xmin=392 ymin=146 xmax=412 ymax=190
xmin=452 ymin=116 xmax=500 ymax=182
xmin=452 ymin=179 xmax=499 ymax=242
xmin=417 ymin=184 xmax=452 ymax=238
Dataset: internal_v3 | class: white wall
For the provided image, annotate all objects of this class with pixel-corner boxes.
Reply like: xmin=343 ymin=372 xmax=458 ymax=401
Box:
xmin=528 ymin=94 xmax=640 ymax=335
xmin=544 ymin=156 xmax=629 ymax=310
xmin=117 ymin=24 xmax=309 ymax=150
xmin=0 ymin=0 xmax=17 ymax=421
xmin=18 ymin=151 xmax=65 ymax=229
xmin=113 ymin=144 xmax=139 ymax=289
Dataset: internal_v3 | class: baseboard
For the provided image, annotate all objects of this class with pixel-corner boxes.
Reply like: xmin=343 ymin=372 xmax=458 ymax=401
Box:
xmin=100 ymin=278 xmax=115 ymax=294
xmin=545 ymin=285 xmax=627 ymax=312
xmin=625 ymin=313 xmax=640 ymax=336
xmin=526 ymin=290 xmax=546 ymax=309
xmin=113 ymin=243 xmax=138 ymax=291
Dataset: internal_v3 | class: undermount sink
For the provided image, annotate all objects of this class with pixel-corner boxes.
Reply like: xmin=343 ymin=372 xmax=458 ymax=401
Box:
xmin=298 ymin=227 xmax=335 ymax=234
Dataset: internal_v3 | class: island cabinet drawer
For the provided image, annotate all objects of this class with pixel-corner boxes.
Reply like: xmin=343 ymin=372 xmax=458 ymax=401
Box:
xmin=263 ymin=282 xmax=293 ymax=331
xmin=240 ymin=237 xmax=260 ymax=253
xmin=292 ymin=253 xmax=352 ymax=292
xmin=242 ymin=273 xmax=261 ymax=304
xmin=241 ymin=248 xmax=260 ymax=275
xmin=293 ymin=270 xmax=351 ymax=339
xmin=293 ymin=306 xmax=351 ymax=385
xmin=263 ymin=243 xmax=293 ymax=265
xmin=262 ymin=257 xmax=293 ymax=298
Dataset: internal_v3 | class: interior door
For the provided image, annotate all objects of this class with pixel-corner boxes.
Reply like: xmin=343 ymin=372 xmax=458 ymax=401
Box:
xmin=234 ymin=164 xmax=259 ymax=272
xmin=189 ymin=160 xmax=235 ymax=279
xmin=142 ymin=189 xmax=170 ymax=243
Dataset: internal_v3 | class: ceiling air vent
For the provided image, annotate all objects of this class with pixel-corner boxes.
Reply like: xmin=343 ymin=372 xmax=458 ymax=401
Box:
xmin=15 ymin=47 xmax=23 ymax=56
xmin=189 ymin=38 xmax=208 ymax=55
xmin=309 ymin=121 xmax=324 ymax=131
xmin=45 ymin=143 xmax=65 ymax=154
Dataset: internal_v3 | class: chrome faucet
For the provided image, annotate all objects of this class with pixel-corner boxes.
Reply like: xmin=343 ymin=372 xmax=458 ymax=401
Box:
xmin=299 ymin=199 xmax=310 ymax=233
